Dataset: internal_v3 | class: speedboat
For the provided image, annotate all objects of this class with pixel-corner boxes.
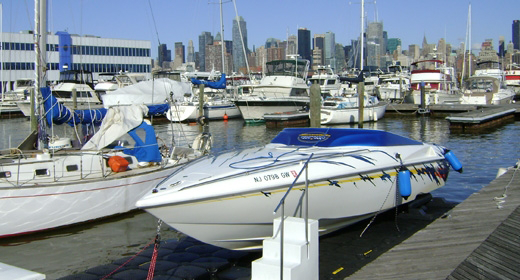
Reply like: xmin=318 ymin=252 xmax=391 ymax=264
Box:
xmin=136 ymin=127 xmax=462 ymax=250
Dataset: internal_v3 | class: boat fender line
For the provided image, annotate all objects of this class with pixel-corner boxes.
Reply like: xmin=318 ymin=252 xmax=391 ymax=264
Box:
xmin=397 ymin=167 xmax=412 ymax=200
xmin=444 ymin=150 xmax=463 ymax=173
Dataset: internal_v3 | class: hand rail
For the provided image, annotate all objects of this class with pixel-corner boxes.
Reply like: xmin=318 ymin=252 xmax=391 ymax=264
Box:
xmin=273 ymin=153 xmax=313 ymax=280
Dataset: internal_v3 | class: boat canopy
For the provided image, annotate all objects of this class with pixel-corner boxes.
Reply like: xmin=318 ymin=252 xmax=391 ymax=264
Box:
xmin=270 ymin=128 xmax=422 ymax=147
xmin=265 ymin=59 xmax=309 ymax=80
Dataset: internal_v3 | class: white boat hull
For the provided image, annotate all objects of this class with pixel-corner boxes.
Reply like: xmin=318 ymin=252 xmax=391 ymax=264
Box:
xmin=410 ymin=91 xmax=462 ymax=105
xmin=235 ymin=98 xmax=309 ymax=121
xmin=137 ymin=128 xmax=456 ymax=250
xmin=167 ymin=103 xmax=241 ymax=122
xmin=320 ymin=102 xmax=388 ymax=124
xmin=0 ymin=152 xmax=190 ymax=237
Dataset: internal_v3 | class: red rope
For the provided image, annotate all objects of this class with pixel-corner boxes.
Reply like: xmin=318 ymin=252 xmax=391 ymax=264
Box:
xmin=101 ymin=237 xmax=155 ymax=280
xmin=146 ymin=235 xmax=161 ymax=280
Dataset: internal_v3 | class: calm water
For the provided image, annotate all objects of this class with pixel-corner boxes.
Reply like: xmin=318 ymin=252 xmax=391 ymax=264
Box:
xmin=0 ymin=115 xmax=519 ymax=278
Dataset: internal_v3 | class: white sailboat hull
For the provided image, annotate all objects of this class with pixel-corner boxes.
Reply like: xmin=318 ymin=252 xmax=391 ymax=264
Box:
xmin=0 ymin=152 xmax=192 ymax=237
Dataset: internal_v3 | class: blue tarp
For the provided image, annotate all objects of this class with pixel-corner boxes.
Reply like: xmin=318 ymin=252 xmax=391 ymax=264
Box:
xmin=191 ymin=73 xmax=226 ymax=89
xmin=41 ymin=87 xmax=106 ymax=127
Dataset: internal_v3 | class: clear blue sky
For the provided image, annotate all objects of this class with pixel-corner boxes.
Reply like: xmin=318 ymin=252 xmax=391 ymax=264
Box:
xmin=1 ymin=0 xmax=519 ymax=58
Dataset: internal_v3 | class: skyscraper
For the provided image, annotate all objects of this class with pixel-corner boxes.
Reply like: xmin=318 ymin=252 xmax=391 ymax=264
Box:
xmin=174 ymin=42 xmax=185 ymax=63
xmin=158 ymin=44 xmax=171 ymax=68
xmin=298 ymin=28 xmax=311 ymax=63
xmin=387 ymin=38 xmax=401 ymax=55
xmin=367 ymin=21 xmax=385 ymax=56
xmin=513 ymin=20 xmax=520 ymax=50
xmin=324 ymin=31 xmax=336 ymax=67
xmin=232 ymin=16 xmax=248 ymax=73
xmin=187 ymin=40 xmax=195 ymax=63
xmin=313 ymin=34 xmax=325 ymax=66
xmin=198 ymin=31 xmax=213 ymax=71
xmin=287 ymin=35 xmax=297 ymax=56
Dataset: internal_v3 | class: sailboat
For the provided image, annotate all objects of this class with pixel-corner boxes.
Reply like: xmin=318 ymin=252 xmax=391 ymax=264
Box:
xmin=0 ymin=0 xmax=211 ymax=238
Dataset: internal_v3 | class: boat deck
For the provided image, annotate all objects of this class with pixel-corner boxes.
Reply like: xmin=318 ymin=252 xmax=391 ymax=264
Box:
xmin=348 ymin=166 xmax=520 ymax=279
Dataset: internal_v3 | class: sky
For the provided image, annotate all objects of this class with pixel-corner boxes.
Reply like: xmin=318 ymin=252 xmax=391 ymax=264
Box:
xmin=1 ymin=0 xmax=519 ymax=59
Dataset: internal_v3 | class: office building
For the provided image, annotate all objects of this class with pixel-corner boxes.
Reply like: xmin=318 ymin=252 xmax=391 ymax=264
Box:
xmin=297 ymin=28 xmax=311 ymax=63
xmin=324 ymin=32 xmax=335 ymax=67
xmin=0 ymin=31 xmax=151 ymax=92
xmin=513 ymin=20 xmax=520 ymax=50
xmin=198 ymin=31 xmax=213 ymax=71
xmin=232 ymin=16 xmax=248 ymax=73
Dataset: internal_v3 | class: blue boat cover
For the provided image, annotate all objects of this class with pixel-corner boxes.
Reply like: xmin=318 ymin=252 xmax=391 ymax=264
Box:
xmin=270 ymin=128 xmax=423 ymax=147
xmin=191 ymin=73 xmax=226 ymax=89
xmin=115 ymin=121 xmax=162 ymax=163
xmin=147 ymin=103 xmax=170 ymax=115
xmin=41 ymin=87 xmax=106 ymax=126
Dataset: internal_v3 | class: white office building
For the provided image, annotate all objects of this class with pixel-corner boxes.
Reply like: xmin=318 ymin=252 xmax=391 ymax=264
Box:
xmin=1 ymin=31 xmax=152 ymax=92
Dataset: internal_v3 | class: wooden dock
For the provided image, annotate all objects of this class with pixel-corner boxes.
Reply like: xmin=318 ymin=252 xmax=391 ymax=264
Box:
xmin=348 ymin=165 xmax=520 ymax=279
xmin=446 ymin=105 xmax=518 ymax=132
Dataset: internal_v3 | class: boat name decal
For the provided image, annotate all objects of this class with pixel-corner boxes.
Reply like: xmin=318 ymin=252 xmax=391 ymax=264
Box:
xmin=253 ymin=170 xmax=296 ymax=183
xmin=298 ymin=133 xmax=331 ymax=143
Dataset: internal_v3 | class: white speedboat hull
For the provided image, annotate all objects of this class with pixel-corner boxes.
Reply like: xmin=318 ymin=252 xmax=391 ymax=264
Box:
xmin=137 ymin=128 xmax=461 ymax=250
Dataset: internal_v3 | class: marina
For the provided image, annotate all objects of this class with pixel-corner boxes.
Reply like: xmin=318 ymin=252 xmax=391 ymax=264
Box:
xmin=1 ymin=115 xmax=519 ymax=279
xmin=1 ymin=1 xmax=520 ymax=279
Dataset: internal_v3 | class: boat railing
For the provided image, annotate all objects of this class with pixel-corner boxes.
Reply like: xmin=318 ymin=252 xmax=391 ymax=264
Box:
xmin=273 ymin=153 xmax=314 ymax=279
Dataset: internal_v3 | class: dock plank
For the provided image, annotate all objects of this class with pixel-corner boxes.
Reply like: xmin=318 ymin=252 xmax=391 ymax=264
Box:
xmin=347 ymin=167 xmax=520 ymax=280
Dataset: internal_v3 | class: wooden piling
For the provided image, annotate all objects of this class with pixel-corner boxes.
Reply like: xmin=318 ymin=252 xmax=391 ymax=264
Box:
xmin=357 ymin=82 xmax=364 ymax=128
xmin=309 ymin=84 xmax=321 ymax=128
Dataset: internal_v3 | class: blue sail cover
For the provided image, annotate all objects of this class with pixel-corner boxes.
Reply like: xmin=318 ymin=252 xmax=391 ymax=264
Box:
xmin=41 ymin=87 xmax=106 ymax=126
xmin=147 ymin=103 xmax=170 ymax=116
xmin=191 ymin=73 xmax=226 ymax=89
xmin=115 ymin=121 xmax=162 ymax=163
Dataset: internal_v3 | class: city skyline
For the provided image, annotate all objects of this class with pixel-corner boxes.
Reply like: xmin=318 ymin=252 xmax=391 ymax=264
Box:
xmin=1 ymin=0 xmax=519 ymax=58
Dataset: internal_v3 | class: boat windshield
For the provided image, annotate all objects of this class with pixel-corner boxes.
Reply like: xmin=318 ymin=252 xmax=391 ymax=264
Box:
xmin=266 ymin=60 xmax=309 ymax=79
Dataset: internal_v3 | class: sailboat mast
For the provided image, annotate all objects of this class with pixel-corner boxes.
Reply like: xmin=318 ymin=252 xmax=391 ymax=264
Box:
xmin=1 ymin=3 xmax=4 ymax=98
xmin=219 ymin=0 xmax=225 ymax=73
xmin=468 ymin=3 xmax=472 ymax=76
xmin=360 ymin=0 xmax=364 ymax=71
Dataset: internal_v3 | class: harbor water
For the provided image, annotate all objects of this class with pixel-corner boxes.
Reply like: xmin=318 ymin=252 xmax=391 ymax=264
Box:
xmin=0 ymin=115 xmax=519 ymax=279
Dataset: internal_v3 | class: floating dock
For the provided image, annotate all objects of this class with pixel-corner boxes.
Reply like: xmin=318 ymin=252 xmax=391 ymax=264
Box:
xmin=348 ymin=165 xmax=520 ymax=279
xmin=446 ymin=105 xmax=518 ymax=131
xmin=264 ymin=110 xmax=310 ymax=128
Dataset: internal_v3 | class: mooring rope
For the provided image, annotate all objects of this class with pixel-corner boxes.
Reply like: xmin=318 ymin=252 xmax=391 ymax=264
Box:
xmin=146 ymin=220 xmax=163 ymax=280
xmin=494 ymin=159 xmax=520 ymax=209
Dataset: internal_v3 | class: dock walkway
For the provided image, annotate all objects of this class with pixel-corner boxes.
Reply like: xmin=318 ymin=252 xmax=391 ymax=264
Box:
xmin=348 ymin=165 xmax=520 ymax=279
